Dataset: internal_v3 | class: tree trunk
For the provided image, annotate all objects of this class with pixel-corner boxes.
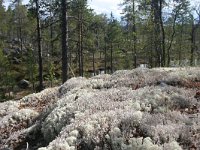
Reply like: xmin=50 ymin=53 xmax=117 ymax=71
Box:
xmin=78 ymin=11 xmax=83 ymax=77
xmin=151 ymin=0 xmax=161 ymax=67
xmin=36 ymin=0 xmax=43 ymax=91
xmin=149 ymin=33 xmax=153 ymax=68
xmin=159 ymin=0 xmax=165 ymax=67
xmin=190 ymin=12 xmax=200 ymax=66
xmin=179 ymin=22 xmax=183 ymax=66
xmin=132 ymin=0 xmax=137 ymax=68
xmin=167 ymin=9 xmax=179 ymax=67
xmin=80 ymin=16 xmax=83 ymax=76
xmin=78 ymin=18 xmax=81 ymax=76
xmin=104 ymin=34 xmax=107 ymax=74
xmin=190 ymin=19 xmax=195 ymax=66
xmin=110 ymin=43 xmax=113 ymax=73
xmin=49 ymin=8 xmax=54 ymax=86
xmin=92 ymin=51 xmax=95 ymax=76
xmin=61 ymin=0 xmax=68 ymax=83
xmin=50 ymin=10 xmax=54 ymax=56
xmin=19 ymin=18 xmax=23 ymax=56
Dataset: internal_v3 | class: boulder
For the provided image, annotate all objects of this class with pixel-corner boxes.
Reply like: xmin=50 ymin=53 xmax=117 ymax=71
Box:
xmin=3 ymin=48 xmax=9 ymax=55
xmin=18 ymin=79 xmax=30 ymax=89
xmin=12 ymin=38 xmax=21 ymax=45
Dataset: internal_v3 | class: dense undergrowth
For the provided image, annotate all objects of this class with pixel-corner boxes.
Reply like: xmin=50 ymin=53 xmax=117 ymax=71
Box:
xmin=0 ymin=67 xmax=200 ymax=150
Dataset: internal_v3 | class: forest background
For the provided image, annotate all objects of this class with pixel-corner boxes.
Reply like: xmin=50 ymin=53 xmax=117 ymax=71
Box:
xmin=0 ymin=0 xmax=200 ymax=101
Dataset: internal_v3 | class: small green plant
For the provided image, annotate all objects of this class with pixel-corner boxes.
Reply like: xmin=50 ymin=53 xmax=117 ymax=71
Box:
xmin=26 ymin=47 xmax=37 ymax=91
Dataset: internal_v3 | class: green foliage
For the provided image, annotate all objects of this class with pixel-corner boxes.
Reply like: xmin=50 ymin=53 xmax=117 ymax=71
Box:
xmin=107 ymin=14 xmax=122 ymax=44
xmin=0 ymin=0 xmax=6 ymax=35
xmin=26 ymin=47 xmax=37 ymax=90
xmin=0 ymin=47 xmax=6 ymax=65
xmin=45 ymin=61 xmax=56 ymax=87
xmin=0 ymin=47 xmax=16 ymax=100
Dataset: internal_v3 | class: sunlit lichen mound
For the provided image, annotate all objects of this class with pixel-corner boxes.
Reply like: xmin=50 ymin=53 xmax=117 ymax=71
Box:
xmin=0 ymin=67 xmax=200 ymax=150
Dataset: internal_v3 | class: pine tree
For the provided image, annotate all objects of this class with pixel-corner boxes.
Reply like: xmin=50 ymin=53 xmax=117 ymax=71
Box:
xmin=121 ymin=0 xmax=138 ymax=68
xmin=35 ymin=0 xmax=44 ymax=91
xmin=61 ymin=0 xmax=68 ymax=82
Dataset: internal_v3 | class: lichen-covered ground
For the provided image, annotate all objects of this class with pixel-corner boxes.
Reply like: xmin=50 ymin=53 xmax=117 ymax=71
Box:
xmin=0 ymin=67 xmax=200 ymax=150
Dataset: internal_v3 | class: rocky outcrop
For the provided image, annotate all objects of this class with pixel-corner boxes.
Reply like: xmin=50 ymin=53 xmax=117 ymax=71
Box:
xmin=0 ymin=68 xmax=200 ymax=150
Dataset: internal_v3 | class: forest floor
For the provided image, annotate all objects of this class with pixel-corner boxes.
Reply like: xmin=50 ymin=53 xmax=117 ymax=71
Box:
xmin=0 ymin=67 xmax=200 ymax=150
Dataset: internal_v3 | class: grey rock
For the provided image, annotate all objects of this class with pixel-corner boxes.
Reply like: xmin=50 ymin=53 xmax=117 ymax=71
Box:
xmin=18 ymin=79 xmax=30 ymax=89
xmin=3 ymin=48 xmax=10 ymax=55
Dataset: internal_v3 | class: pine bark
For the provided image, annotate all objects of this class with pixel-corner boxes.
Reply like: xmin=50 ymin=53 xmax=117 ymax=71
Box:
xmin=36 ymin=0 xmax=43 ymax=91
xmin=61 ymin=0 xmax=68 ymax=83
